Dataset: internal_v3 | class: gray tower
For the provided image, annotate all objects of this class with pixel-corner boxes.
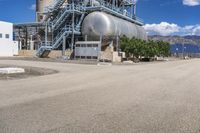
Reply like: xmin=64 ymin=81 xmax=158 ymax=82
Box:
xmin=36 ymin=0 xmax=54 ymax=22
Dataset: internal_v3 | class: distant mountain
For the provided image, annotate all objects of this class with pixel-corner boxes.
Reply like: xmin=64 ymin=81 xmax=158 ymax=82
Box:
xmin=184 ymin=36 xmax=200 ymax=43
xmin=148 ymin=35 xmax=200 ymax=45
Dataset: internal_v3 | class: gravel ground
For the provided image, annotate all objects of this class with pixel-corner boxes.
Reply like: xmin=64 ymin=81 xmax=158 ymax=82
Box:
xmin=0 ymin=59 xmax=200 ymax=133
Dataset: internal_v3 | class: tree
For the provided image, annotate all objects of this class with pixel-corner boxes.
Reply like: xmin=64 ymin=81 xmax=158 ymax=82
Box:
xmin=120 ymin=36 xmax=170 ymax=60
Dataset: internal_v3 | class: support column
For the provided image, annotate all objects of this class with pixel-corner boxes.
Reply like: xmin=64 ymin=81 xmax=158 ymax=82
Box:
xmin=62 ymin=36 xmax=66 ymax=56
xmin=98 ymin=34 xmax=103 ymax=61
xmin=85 ymin=35 xmax=88 ymax=41
xmin=18 ymin=29 xmax=22 ymax=50
xmin=116 ymin=35 xmax=119 ymax=52
xmin=45 ymin=21 xmax=48 ymax=45
xmin=130 ymin=3 xmax=133 ymax=18
xmin=30 ymin=35 xmax=34 ymax=50
xmin=134 ymin=1 xmax=137 ymax=17
xmin=25 ymin=27 xmax=28 ymax=50
xmin=71 ymin=2 xmax=75 ymax=51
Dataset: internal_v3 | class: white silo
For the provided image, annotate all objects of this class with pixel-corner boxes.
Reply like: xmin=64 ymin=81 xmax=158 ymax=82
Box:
xmin=36 ymin=0 xmax=54 ymax=22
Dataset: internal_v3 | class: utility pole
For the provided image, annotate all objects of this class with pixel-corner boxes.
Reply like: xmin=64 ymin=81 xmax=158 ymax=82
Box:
xmin=182 ymin=43 xmax=184 ymax=59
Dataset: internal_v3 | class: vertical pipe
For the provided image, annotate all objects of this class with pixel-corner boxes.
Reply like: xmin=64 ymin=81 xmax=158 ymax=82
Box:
xmin=85 ymin=35 xmax=88 ymax=41
xmin=62 ymin=36 xmax=66 ymax=56
xmin=52 ymin=24 xmax=54 ymax=46
xmin=45 ymin=21 xmax=48 ymax=45
xmin=71 ymin=1 xmax=75 ymax=51
xmin=18 ymin=29 xmax=21 ymax=50
xmin=25 ymin=27 xmax=28 ymax=50
xmin=116 ymin=35 xmax=119 ymax=52
xmin=134 ymin=0 xmax=137 ymax=17
xmin=36 ymin=0 xmax=39 ymax=22
xmin=98 ymin=34 xmax=103 ymax=61
xmin=130 ymin=4 xmax=132 ymax=18
xmin=112 ymin=0 xmax=115 ymax=9
xmin=182 ymin=43 xmax=184 ymax=59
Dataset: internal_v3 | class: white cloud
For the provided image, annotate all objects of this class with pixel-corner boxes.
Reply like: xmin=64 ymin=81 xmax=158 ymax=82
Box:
xmin=183 ymin=25 xmax=200 ymax=35
xmin=143 ymin=22 xmax=180 ymax=36
xmin=144 ymin=22 xmax=200 ymax=36
xmin=29 ymin=4 xmax=36 ymax=10
xmin=183 ymin=0 xmax=200 ymax=6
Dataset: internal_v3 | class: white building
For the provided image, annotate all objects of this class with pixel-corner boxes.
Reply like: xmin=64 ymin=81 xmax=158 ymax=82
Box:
xmin=0 ymin=21 xmax=18 ymax=56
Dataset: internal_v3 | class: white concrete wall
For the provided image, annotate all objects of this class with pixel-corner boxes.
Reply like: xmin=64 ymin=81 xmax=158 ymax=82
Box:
xmin=0 ymin=21 xmax=18 ymax=56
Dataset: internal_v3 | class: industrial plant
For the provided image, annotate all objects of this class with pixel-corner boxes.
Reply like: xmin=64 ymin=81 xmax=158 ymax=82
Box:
xmin=14 ymin=0 xmax=147 ymax=62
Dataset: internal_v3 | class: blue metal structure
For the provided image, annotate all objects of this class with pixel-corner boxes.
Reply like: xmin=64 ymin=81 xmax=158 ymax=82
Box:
xmin=36 ymin=0 xmax=144 ymax=57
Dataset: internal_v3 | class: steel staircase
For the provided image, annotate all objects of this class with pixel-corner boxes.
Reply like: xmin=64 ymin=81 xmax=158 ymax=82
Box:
xmin=48 ymin=0 xmax=67 ymax=12
xmin=52 ymin=4 xmax=82 ymax=30
xmin=37 ymin=26 xmax=81 ymax=58
xmin=37 ymin=1 xmax=83 ymax=58
xmin=36 ymin=45 xmax=52 ymax=58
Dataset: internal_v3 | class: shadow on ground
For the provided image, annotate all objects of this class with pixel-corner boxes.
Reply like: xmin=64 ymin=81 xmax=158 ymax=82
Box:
xmin=0 ymin=65 xmax=58 ymax=80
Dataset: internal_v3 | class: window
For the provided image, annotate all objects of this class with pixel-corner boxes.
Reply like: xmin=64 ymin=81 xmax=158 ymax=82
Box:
xmin=76 ymin=44 xmax=80 ymax=47
xmin=87 ymin=44 xmax=92 ymax=47
xmin=0 ymin=33 xmax=2 ymax=38
xmin=5 ymin=34 xmax=9 ymax=39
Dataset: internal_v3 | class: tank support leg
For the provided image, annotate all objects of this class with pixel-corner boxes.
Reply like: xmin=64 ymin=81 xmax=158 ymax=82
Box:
xmin=62 ymin=36 xmax=66 ymax=56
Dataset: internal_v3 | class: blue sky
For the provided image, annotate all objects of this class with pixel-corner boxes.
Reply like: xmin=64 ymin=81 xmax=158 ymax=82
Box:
xmin=138 ymin=0 xmax=200 ymax=26
xmin=0 ymin=0 xmax=35 ymax=23
xmin=0 ymin=0 xmax=199 ymax=36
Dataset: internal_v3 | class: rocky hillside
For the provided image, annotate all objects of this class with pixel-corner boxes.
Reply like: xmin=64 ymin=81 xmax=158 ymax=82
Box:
xmin=148 ymin=35 xmax=200 ymax=45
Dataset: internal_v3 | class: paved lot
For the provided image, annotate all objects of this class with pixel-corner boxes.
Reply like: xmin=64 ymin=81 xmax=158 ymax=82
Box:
xmin=1 ymin=59 xmax=200 ymax=133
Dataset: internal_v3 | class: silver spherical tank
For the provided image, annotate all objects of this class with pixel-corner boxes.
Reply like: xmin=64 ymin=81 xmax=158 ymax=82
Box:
xmin=82 ymin=12 xmax=147 ymax=42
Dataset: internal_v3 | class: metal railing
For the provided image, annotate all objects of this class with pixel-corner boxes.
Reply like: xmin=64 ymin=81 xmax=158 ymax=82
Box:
xmin=52 ymin=4 xmax=83 ymax=30
xmin=37 ymin=2 xmax=84 ymax=57
xmin=84 ymin=2 xmax=144 ymax=25
xmin=48 ymin=0 xmax=66 ymax=12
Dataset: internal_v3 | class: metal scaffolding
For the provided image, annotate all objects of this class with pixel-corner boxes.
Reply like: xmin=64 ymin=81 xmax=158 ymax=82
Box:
xmin=15 ymin=0 xmax=143 ymax=58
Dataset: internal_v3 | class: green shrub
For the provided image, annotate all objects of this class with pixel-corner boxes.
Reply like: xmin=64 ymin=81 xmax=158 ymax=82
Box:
xmin=120 ymin=36 xmax=170 ymax=59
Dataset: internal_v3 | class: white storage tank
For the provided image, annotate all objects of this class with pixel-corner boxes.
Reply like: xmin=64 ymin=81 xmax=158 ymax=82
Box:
xmin=82 ymin=12 xmax=147 ymax=42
